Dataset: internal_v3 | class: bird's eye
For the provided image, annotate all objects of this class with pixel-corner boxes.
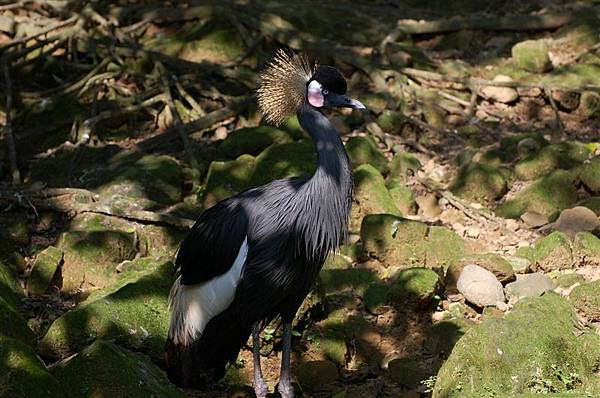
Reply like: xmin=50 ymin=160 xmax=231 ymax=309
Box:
xmin=322 ymin=89 xmax=329 ymax=95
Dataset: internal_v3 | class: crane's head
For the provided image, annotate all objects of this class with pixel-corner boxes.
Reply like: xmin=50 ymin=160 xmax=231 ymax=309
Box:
xmin=257 ymin=49 xmax=365 ymax=126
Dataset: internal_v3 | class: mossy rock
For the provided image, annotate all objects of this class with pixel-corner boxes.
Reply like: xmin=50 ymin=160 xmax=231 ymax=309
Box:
xmin=0 ymin=296 xmax=35 ymax=346
xmin=217 ymin=126 xmax=300 ymax=159
xmin=56 ymin=214 xmax=138 ymax=293
xmin=39 ymin=260 xmax=173 ymax=362
xmin=424 ymin=226 xmax=468 ymax=270
xmin=376 ymin=110 xmax=403 ymax=133
xmin=351 ymin=165 xmax=401 ymax=232
xmin=579 ymin=91 xmax=600 ymax=119
xmin=0 ymin=259 xmax=22 ymax=309
xmin=388 ymin=152 xmax=421 ymax=181
xmin=136 ymin=224 xmax=187 ymax=259
xmin=455 ymin=253 xmax=516 ymax=284
xmin=201 ymin=154 xmax=256 ymax=208
xmin=319 ymin=265 xmax=378 ymax=295
xmin=30 ymin=146 xmax=183 ymax=207
xmin=569 ymin=281 xmax=600 ymax=321
xmin=579 ymin=156 xmax=600 ymax=194
xmin=573 ymin=231 xmax=600 ymax=267
xmin=511 ymin=40 xmax=552 ymax=73
xmin=553 ymin=272 xmax=585 ymax=289
xmin=363 ymin=282 xmax=390 ymax=314
xmin=296 ymin=360 xmax=339 ymax=392
xmin=388 ymin=358 xmax=431 ymax=389
xmin=0 ymin=336 xmax=64 ymax=397
xmin=345 ymin=136 xmax=388 ymax=173
xmin=500 ymin=133 xmax=549 ymax=162
xmin=432 ymin=293 xmax=600 ymax=397
xmin=27 ymin=246 xmax=63 ymax=296
xmin=496 ymin=170 xmax=578 ymax=219
xmin=534 ymin=231 xmax=573 ymax=271
xmin=388 ymin=267 xmax=441 ymax=309
xmin=360 ymin=214 xmax=427 ymax=268
xmin=424 ymin=318 xmax=475 ymax=356
xmin=361 ymin=92 xmax=390 ymax=114
xmin=178 ymin=26 xmax=244 ymax=64
xmin=515 ymin=142 xmax=591 ymax=181
xmin=579 ymin=196 xmax=600 ymax=215
xmin=250 ymin=140 xmax=316 ymax=186
xmin=50 ymin=340 xmax=184 ymax=398
xmin=386 ymin=179 xmax=417 ymax=215
xmin=450 ymin=162 xmax=507 ymax=204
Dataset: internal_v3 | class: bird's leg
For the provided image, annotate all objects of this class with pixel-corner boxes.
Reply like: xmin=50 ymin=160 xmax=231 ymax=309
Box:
xmin=252 ymin=322 xmax=268 ymax=398
xmin=277 ymin=321 xmax=294 ymax=398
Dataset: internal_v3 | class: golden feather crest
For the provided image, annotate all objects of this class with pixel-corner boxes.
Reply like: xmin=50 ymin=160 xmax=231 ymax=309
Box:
xmin=257 ymin=49 xmax=315 ymax=126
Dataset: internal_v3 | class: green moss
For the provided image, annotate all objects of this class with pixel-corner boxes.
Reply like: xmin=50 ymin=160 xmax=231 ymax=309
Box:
xmin=515 ymin=142 xmax=590 ymax=181
xmin=363 ymin=282 xmax=390 ymax=314
xmin=553 ymin=273 xmax=585 ymax=289
xmin=579 ymin=197 xmax=600 ymax=215
xmin=30 ymin=147 xmax=183 ymax=208
xmin=201 ymin=154 xmax=256 ymax=208
xmin=450 ymin=162 xmax=507 ymax=204
xmin=534 ymin=231 xmax=573 ymax=271
xmin=569 ymin=281 xmax=600 ymax=321
xmin=56 ymin=214 xmax=138 ymax=293
xmin=387 ymin=179 xmax=417 ymax=215
xmin=345 ymin=136 xmax=388 ymax=173
xmin=0 ymin=296 xmax=35 ymax=346
xmin=579 ymin=156 xmax=600 ymax=193
xmin=511 ymin=40 xmax=552 ymax=73
xmin=376 ymin=110 xmax=403 ymax=133
xmin=425 ymin=226 xmax=468 ymax=269
xmin=51 ymin=340 xmax=183 ymax=398
xmin=318 ymin=266 xmax=378 ymax=297
xmin=360 ymin=215 xmax=428 ymax=268
xmin=388 ymin=267 xmax=441 ymax=309
xmin=179 ymin=28 xmax=244 ymax=64
xmin=351 ymin=165 xmax=401 ymax=231
xmin=217 ymin=126 xmax=300 ymax=159
xmin=496 ymin=170 xmax=578 ymax=219
xmin=360 ymin=92 xmax=390 ymax=114
xmin=573 ymin=232 xmax=600 ymax=267
xmin=580 ymin=91 xmax=600 ymax=119
xmin=39 ymin=260 xmax=173 ymax=362
xmin=0 ymin=260 xmax=22 ymax=309
xmin=251 ymin=141 xmax=316 ymax=186
xmin=27 ymin=246 xmax=63 ymax=296
xmin=424 ymin=318 xmax=475 ymax=356
xmin=500 ymin=133 xmax=549 ymax=162
xmin=432 ymin=293 xmax=600 ymax=397
xmin=0 ymin=336 xmax=64 ymax=397
xmin=388 ymin=152 xmax=421 ymax=180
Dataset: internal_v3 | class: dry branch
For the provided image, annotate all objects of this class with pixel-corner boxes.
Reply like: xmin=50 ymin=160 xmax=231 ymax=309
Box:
xmin=394 ymin=12 xmax=575 ymax=35
xmin=402 ymin=67 xmax=600 ymax=93
xmin=0 ymin=187 xmax=194 ymax=228
xmin=2 ymin=60 xmax=20 ymax=185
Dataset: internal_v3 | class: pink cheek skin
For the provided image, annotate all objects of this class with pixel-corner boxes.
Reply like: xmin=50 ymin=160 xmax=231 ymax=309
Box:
xmin=308 ymin=90 xmax=324 ymax=107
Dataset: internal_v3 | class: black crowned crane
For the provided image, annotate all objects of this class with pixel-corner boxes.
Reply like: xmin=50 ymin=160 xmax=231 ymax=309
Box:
xmin=165 ymin=50 xmax=365 ymax=398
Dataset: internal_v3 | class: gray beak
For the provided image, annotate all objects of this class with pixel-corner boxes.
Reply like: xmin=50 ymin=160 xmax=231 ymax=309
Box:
xmin=327 ymin=93 xmax=367 ymax=109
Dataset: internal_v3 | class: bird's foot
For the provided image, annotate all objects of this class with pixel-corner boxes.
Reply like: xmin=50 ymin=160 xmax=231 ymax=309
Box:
xmin=277 ymin=379 xmax=294 ymax=398
xmin=254 ymin=377 xmax=268 ymax=398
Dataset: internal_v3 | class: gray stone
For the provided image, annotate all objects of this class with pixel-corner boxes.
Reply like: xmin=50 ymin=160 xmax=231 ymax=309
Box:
xmin=481 ymin=75 xmax=519 ymax=103
xmin=520 ymin=211 xmax=548 ymax=227
xmin=504 ymin=273 xmax=555 ymax=303
xmin=457 ymin=264 xmax=505 ymax=307
xmin=552 ymin=206 xmax=600 ymax=239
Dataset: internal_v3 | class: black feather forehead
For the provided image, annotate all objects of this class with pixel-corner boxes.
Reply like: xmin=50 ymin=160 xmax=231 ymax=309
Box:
xmin=311 ymin=65 xmax=347 ymax=95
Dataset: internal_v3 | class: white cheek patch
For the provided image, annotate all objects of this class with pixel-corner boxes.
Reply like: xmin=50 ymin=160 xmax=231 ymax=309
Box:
xmin=307 ymin=80 xmax=324 ymax=107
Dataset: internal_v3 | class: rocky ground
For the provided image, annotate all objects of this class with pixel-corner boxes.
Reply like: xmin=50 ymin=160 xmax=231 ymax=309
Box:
xmin=0 ymin=0 xmax=599 ymax=397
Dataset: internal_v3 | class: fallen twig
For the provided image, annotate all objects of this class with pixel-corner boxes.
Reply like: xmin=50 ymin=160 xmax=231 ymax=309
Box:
xmin=2 ymin=60 xmax=20 ymax=185
xmin=544 ymin=87 xmax=564 ymax=131
xmin=0 ymin=187 xmax=194 ymax=228
xmin=394 ymin=12 xmax=575 ymax=35
xmin=417 ymin=176 xmax=496 ymax=224
xmin=1 ymin=14 xmax=78 ymax=52
xmin=401 ymin=67 xmax=600 ymax=93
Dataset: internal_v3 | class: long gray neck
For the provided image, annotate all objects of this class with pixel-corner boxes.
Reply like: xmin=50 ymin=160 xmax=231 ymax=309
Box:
xmin=296 ymin=104 xmax=353 ymax=258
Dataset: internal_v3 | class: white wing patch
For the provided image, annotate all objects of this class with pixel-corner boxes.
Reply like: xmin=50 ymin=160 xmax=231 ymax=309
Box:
xmin=168 ymin=237 xmax=248 ymax=346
